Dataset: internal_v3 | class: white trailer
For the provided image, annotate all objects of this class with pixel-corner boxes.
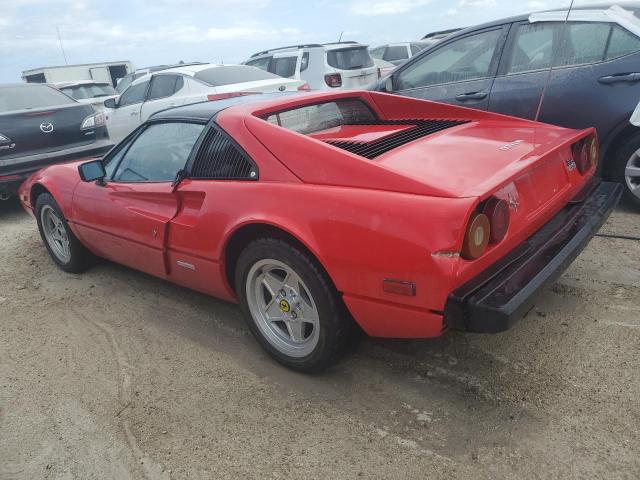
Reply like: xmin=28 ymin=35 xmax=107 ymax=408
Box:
xmin=22 ymin=61 xmax=134 ymax=88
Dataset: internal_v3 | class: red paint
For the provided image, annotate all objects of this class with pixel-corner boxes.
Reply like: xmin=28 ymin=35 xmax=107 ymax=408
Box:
xmin=18 ymin=91 xmax=596 ymax=338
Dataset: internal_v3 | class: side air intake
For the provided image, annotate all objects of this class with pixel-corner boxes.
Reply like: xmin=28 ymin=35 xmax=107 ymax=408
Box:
xmin=191 ymin=127 xmax=257 ymax=180
xmin=324 ymin=119 xmax=470 ymax=159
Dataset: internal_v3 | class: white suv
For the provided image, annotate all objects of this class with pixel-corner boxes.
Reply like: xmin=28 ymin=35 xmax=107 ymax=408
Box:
xmin=244 ymin=42 xmax=378 ymax=90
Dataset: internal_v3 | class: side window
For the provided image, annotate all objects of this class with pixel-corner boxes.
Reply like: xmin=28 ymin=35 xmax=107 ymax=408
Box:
xmin=556 ymin=22 xmax=611 ymax=67
xmin=147 ymin=75 xmax=183 ymax=101
xmin=506 ymin=23 xmax=555 ymax=74
xmin=300 ymin=52 xmax=310 ymax=72
xmin=396 ymin=29 xmax=503 ymax=89
xmin=246 ymin=57 xmax=271 ymax=72
xmin=384 ymin=45 xmax=409 ymax=62
xmin=410 ymin=44 xmax=423 ymax=55
xmin=606 ymin=26 xmax=640 ymax=60
xmin=104 ymin=143 xmax=129 ymax=179
xmin=119 ymin=81 xmax=149 ymax=107
xmin=112 ymin=122 xmax=204 ymax=182
xmin=272 ymin=56 xmax=297 ymax=78
xmin=191 ymin=127 xmax=257 ymax=180
xmin=370 ymin=47 xmax=385 ymax=60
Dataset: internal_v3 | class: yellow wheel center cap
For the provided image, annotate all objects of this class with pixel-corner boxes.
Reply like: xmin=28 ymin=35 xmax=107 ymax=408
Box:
xmin=279 ymin=299 xmax=291 ymax=313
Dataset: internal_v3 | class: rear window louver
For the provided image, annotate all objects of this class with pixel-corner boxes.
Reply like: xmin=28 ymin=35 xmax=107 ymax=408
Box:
xmin=191 ymin=127 xmax=257 ymax=180
xmin=323 ymin=119 xmax=470 ymax=159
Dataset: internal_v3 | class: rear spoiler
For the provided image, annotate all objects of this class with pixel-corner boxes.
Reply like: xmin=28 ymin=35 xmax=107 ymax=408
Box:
xmin=529 ymin=5 xmax=640 ymax=37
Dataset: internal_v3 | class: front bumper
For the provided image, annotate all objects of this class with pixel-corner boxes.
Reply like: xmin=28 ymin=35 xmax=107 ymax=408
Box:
xmin=0 ymin=139 xmax=113 ymax=196
xmin=444 ymin=180 xmax=622 ymax=333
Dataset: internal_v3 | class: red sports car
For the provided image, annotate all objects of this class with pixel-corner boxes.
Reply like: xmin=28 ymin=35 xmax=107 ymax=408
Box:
xmin=18 ymin=91 xmax=621 ymax=372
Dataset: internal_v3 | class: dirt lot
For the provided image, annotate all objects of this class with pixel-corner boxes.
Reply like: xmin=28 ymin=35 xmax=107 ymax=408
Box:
xmin=0 ymin=197 xmax=638 ymax=480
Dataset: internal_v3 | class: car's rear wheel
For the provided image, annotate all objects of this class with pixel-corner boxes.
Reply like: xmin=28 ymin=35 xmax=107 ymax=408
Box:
xmin=611 ymin=135 xmax=640 ymax=208
xmin=35 ymin=193 xmax=95 ymax=273
xmin=235 ymin=237 xmax=351 ymax=373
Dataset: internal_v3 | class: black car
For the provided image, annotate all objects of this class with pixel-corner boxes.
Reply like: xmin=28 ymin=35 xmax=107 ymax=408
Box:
xmin=0 ymin=83 xmax=113 ymax=200
xmin=374 ymin=4 xmax=640 ymax=207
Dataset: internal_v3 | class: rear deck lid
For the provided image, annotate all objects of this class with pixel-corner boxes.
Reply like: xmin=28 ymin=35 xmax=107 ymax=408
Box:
xmin=0 ymin=85 xmax=95 ymax=162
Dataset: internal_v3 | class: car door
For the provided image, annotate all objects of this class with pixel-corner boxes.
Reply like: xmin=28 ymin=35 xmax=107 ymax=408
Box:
xmin=72 ymin=120 xmax=206 ymax=278
xmin=390 ymin=26 xmax=509 ymax=110
xmin=140 ymin=74 xmax=186 ymax=122
xmin=488 ymin=21 xmax=556 ymax=120
xmin=104 ymin=80 xmax=149 ymax=143
xmin=538 ymin=22 xmax=640 ymax=138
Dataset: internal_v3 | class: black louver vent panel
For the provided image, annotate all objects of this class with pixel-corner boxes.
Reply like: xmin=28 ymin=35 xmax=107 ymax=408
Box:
xmin=191 ymin=128 xmax=256 ymax=180
xmin=324 ymin=119 xmax=471 ymax=159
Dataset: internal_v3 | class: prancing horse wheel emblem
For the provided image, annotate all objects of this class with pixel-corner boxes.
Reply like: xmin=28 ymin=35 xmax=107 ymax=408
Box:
xmin=279 ymin=299 xmax=291 ymax=313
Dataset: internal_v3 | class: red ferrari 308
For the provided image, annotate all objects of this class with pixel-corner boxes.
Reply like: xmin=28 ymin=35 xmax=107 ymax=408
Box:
xmin=19 ymin=91 xmax=621 ymax=372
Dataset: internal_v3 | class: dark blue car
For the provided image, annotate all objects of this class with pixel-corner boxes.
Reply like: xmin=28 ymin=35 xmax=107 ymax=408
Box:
xmin=375 ymin=4 xmax=640 ymax=207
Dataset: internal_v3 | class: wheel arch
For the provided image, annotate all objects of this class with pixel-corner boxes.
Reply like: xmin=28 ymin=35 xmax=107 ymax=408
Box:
xmin=601 ymin=121 xmax=640 ymax=178
xmin=30 ymin=183 xmax=51 ymax=210
xmin=222 ymin=221 xmax=336 ymax=296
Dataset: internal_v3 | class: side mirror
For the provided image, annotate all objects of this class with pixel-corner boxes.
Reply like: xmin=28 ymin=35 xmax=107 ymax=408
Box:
xmin=384 ymin=76 xmax=394 ymax=93
xmin=78 ymin=160 xmax=106 ymax=184
xmin=104 ymin=97 xmax=117 ymax=109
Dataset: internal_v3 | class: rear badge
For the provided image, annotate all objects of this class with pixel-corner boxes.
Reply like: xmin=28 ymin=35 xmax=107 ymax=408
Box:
xmin=566 ymin=157 xmax=577 ymax=172
xmin=500 ymin=140 xmax=524 ymax=151
xmin=278 ymin=85 xmax=286 ymax=91
xmin=39 ymin=122 xmax=54 ymax=133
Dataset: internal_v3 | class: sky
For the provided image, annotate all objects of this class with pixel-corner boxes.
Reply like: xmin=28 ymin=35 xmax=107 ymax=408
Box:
xmin=0 ymin=0 xmax=614 ymax=83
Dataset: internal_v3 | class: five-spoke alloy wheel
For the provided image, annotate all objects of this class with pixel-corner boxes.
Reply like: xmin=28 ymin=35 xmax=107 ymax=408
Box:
xmin=35 ymin=193 xmax=95 ymax=273
xmin=236 ymin=237 xmax=352 ymax=372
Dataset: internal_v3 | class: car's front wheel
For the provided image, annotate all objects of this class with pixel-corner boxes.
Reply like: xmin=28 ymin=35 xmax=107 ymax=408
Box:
xmin=235 ymin=237 xmax=352 ymax=373
xmin=611 ymin=135 xmax=640 ymax=208
xmin=35 ymin=193 xmax=95 ymax=273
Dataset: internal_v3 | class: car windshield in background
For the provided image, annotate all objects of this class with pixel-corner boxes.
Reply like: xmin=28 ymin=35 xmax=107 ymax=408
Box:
xmin=61 ymin=84 xmax=117 ymax=100
xmin=264 ymin=98 xmax=376 ymax=134
xmin=0 ymin=85 xmax=76 ymax=113
xmin=326 ymin=47 xmax=374 ymax=70
xmin=194 ymin=66 xmax=281 ymax=86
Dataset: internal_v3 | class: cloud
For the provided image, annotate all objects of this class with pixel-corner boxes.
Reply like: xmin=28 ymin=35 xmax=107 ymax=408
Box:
xmin=348 ymin=0 xmax=432 ymax=16
xmin=459 ymin=0 xmax=497 ymax=6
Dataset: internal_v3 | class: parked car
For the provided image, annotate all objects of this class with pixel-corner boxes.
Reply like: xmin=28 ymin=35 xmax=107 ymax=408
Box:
xmin=104 ymin=63 xmax=307 ymax=143
xmin=373 ymin=4 xmax=640 ymax=207
xmin=370 ymin=42 xmax=430 ymax=66
xmin=22 ymin=61 xmax=133 ymax=88
xmin=244 ymin=42 xmax=378 ymax=90
xmin=0 ymin=83 xmax=112 ymax=200
xmin=55 ymin=81 xmax=119 ymax=110
xmin=115 ymin=62 xmax=207 ymax=94
xmin=19 ymin=90 xmax=620 ymax=372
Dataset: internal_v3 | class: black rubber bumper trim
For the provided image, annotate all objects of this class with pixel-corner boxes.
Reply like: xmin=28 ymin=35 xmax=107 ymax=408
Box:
xmin=444 ymin=180 xmax=623 ymax=333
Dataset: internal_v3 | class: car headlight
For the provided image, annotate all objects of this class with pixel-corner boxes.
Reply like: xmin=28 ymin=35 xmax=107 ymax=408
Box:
xmin=81 ymin=112 xmax=105 ymax=130
xmin=0 ymin=133 xmax=10 ymax=143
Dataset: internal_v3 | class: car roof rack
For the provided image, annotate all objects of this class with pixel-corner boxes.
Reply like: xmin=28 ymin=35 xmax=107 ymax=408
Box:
xmin=421 ymin=28 xmax=462 ymax=40
xmin=322 ymin=41 xmax=359 ymax=45
xmin=250 ymin=44 xmax=324 ymax=58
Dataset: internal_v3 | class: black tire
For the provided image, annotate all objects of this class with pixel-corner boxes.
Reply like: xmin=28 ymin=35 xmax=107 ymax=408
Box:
xmin=35 ymin=193 xmax=95 ymax=273
xmin=235 ymin=237 xmax=353 ymax=373
xmin=609 ymin=134 xmax=640 ymax=208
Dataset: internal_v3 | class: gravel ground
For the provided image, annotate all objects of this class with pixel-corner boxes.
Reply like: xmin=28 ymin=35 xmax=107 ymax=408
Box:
xmin=1 ymin=197 xmax=638 ymax=480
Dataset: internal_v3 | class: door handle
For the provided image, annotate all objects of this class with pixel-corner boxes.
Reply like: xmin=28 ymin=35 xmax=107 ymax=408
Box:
xmin=598 ymin=73 xmax=640 ymax=84
xmin=455 ymin=92 xmax=488 ymax=101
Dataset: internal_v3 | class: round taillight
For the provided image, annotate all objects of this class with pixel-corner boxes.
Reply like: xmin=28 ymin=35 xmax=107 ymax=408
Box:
xmin=462 ymin=213 xmax=490 ymax=259
xmin=573 ymin=140 xmax=590 ymax=174
xmin=483 ymin=197 xmax=510 ymax=243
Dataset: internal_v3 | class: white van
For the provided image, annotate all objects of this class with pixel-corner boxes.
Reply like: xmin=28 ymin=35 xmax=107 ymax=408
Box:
xmin=244 ymin=42 xmax=378 ymax=90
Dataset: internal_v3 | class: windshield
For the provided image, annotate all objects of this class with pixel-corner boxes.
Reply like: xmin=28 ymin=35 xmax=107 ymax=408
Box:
xmin=60 ymin=83 xmax=117 ymax=100
xmin=194 ymin=65 xmax=281 ymax=86
xmin=0 ymin=85 xmax=76 ymax=113
xmin=326 ymin=47 xmax=374 ymax=70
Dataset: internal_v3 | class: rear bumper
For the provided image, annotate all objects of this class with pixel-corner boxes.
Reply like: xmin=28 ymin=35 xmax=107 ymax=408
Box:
xmin=0 ymin=139 xmax=113 ymax=196
xmin=444 ymin=180 xmax=622 ymax=333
